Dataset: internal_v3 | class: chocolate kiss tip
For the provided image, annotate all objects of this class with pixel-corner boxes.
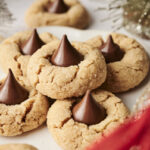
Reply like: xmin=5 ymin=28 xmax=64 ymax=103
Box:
xmin=46 ymin=0 xmax=68 ymax=14
xmin=21 ymin=29 xmax=44 ymax=55
xmin=107 ymin=35 xmax=117 ymax=47
xmin=100 ymin=35 xmax=124 ymax=63
xmin=50 ymin=34 xmax=83 ymax=67
xmin=72 ymin=90 xmax=106 ymax=125
xmin=0 ymin=69 xmax=29 ymax=105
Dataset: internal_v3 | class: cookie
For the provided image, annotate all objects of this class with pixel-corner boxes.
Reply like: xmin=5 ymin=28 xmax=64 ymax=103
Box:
xmin=0 ymin=90 xmax=49 ymax=136
xmin=0 ymin=144 xmax=37 ymax=150
xmin=25 ymin=0 xmax=90 ymax=29
xmin=27 ymin=35 xmax=107 ymax=99
xmin=47 ymin=89 xmax=129 ymax=150
xmin=0 ymin=70 xmax=49 ymax=136
xmin=100 ymin=33 xmax=149 ymax=93
xmin=0 ymin=29 xmax=58 ymax=90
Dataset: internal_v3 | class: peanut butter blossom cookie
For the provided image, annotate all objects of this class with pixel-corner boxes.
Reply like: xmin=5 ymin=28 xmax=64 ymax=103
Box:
xmin=0 ymin=69 xmax=49 ymax=136
xmin=97 ymin=33 xmax=149 ymax=93
xmin=47 ymin=89 xmax=129 ymax=150
xmin=25 ymin=0 xmax=90 ymax=29
xmin=27 ymin=35 xmax=107 ymax=99
xmin=0 ymin=29 xmax=57 ymax=90
xmin=0 ymin=144 xmax=37 ymax=150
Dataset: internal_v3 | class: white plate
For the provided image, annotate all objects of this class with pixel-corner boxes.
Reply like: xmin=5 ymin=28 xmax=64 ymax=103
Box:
xmin=0 ymin=26 xmax=149 ymax=150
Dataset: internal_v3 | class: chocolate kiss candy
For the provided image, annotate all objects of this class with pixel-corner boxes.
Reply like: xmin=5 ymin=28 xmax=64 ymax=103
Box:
xmin=100 ymin=35 xmax=124 ymax=63
xmin=21 ymin=29 xmax=44 ymax=55
xmin=0 ymin=69 xmax=29 ymax=105
xmin=72 ymin=90 xmax=106 ymax=125
xmin=51 ymin=35 xmax=83 ymax=67
xmin=46 ymin=0 xmax=68 ymax=14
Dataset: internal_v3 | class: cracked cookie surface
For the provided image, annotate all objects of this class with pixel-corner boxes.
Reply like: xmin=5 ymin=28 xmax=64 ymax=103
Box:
xmin=25 ymin=0 xmax=90 ymax=29
xmin=85 ymin=35 xmax=103 ymax=50
xmin=47 ymin=89 xmax=129 ymax=150
xmin=102 ymin=33 xmax=149 ymax=93
xmin=0 ymin=144 xmax=37 ymax=150
xmin=0 ymin=31 xmax=58 ymax=90
xmin=0 ymin=90 xmax=49 ymax=136
xmin=27 ymin=40 xmax=107 ymax=99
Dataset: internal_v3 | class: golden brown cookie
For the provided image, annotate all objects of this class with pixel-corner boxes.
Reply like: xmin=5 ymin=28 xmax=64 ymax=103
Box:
xmin=27 ymin=38 xmax=107 ymax=99
xmin=0 ymin=144 xmax=37 ymax=150
xmin=47 ymin=89 xmax=129 ymax=150
xmin=0 ymin=89 xmax=49 ymax=136
xmin=25 ymin=0 xmax=90 ymax=29
xmin=0 ymin=30 xmax=58 ymax=90
xmin=101 ymin=33 xmax=149 ymax=93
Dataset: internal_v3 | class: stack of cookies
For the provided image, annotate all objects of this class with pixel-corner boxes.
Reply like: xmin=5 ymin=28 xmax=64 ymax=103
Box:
xmin=0 ymin=27 xmax=149 ymax=150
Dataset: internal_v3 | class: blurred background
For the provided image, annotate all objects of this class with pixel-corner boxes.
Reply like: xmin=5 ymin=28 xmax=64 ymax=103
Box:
xmin=0 ymin=0 xmax=149 ymax=39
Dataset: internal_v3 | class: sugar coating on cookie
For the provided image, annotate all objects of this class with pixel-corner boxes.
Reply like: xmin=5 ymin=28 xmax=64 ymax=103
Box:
xmin=25 ymin=0 xmax=90 ymax=29
xmin=0 ymin=144 xmax=38 ymax=150
xmin=102 ymin=33 xmax=149 ymax=93
xmin=27 ymin=40 xmax=107 ymax=99
xmin=0 ymin=90 xmax=49 ymax=136
xmin=47 ymin=89 xmax=129 ymax=150
xmin=0 ymin=30 xmax=58 ymax=90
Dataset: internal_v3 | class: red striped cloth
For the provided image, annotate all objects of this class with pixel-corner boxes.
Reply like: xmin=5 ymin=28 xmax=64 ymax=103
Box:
xmin=87 ymin=106 xmax=150 ymax=150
